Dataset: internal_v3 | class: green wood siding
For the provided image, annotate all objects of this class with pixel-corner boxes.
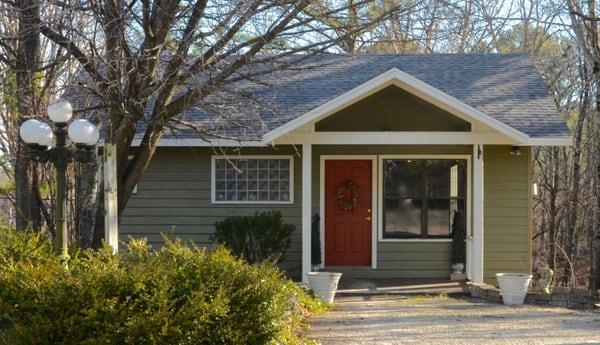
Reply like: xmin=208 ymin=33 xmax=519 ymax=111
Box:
xmin=330 ymin=241 xmax=452 ymax=278
xmin=120 ymin=147 xmax=303 ymax=280
xmin=483 ymin=145 xmax=532 ymax=284
xmin=121 ymin=144 xmax=532 ymax=282
xmin=315 ymin=86 xmax=471 ymax=132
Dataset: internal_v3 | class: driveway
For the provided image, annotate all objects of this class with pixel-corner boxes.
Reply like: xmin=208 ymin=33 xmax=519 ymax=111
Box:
xmin=309 ymin=295 xmax=600 ymax=345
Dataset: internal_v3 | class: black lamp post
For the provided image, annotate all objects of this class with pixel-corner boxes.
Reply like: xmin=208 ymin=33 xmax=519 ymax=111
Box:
xmin=19 ymin=99 xmax=99 ymax=266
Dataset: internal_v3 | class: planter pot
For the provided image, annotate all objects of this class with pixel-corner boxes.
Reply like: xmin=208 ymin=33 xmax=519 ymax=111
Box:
xmin=452 ymin=263 xmax=465 ymax=274
xmin=496 ymin=273 xmax=532 ymax=306
xmin=308 ymin=272 xmax=342 ymax=303
xmin=450 ymin=263 xmax=466 ymax=281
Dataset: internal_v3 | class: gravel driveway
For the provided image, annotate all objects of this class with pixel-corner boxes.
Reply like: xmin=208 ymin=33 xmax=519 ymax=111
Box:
xmin=309 ymin=295 xmax=600 ymax=345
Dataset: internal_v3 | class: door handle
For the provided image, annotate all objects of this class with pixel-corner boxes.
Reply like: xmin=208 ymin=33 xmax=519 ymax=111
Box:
xmin=365 ymin=216 xmax=371 ymax=221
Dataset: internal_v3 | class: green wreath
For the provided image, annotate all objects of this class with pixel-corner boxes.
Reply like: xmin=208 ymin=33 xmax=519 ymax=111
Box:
xmin=334 ymin=179 xmax=358 ymax=211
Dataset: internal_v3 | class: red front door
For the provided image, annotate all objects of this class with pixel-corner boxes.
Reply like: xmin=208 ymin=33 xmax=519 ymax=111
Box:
xmin=325 ymin=160 xmax=372 ymax=266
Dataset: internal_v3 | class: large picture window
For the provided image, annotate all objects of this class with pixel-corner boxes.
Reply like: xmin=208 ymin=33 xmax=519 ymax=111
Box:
xmin=212 ymin=156 xmax=293 ymax=203
xmin=382 ymin=158 xmax=467 ymax=239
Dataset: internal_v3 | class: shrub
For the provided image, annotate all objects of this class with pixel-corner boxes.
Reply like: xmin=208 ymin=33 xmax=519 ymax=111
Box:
xmin=451 ymin=210 xmax=466 ymax=265
xmin=311 ymin=214 xmax=321 ymax=267
xmin=0 ymin=227 xmax=327 ymax=344
xmin=211 ymin=211 xmax=295 ymax=264
xmin=0 ymin=227 xmax=54 ymax=266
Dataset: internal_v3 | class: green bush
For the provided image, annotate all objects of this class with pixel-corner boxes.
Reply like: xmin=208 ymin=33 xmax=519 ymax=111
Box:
xmin=451 ymin=210 xmax=466 ymax=265
xmin=0 ymin=227 xmax=327 ymax=344
xmin=211 ymin=211 xmax=295 ymax=264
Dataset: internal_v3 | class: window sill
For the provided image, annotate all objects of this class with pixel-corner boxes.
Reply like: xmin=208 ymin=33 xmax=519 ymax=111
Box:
xmin=211 ymin=200 xmax=294 ymax=205
xmin=379 ymin=238 xmax=452 ymax=242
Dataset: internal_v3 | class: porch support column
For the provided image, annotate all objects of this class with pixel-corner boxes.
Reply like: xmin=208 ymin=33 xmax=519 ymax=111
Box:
xmin=301 ymin=143 xmax=312 ymax=283
xmin=104 ymin=143 xmax=119 ymax=253
xmin=473 ymin=144 xmax=484 ymax=283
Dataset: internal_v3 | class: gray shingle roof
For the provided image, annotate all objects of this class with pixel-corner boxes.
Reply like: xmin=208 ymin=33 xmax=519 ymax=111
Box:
xmin=70 ymin=53 xmax=570 ymax=141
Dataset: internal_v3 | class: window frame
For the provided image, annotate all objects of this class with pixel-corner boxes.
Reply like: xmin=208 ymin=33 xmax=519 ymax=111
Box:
xmin=377 ymin=154 xmax=471 ymax=242
xmin=211 ymin=155 xmax=294 ymax=205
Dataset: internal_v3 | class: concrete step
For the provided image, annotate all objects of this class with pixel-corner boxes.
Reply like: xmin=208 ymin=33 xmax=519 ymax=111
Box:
xmin=335 ymin=278 xmax=469 ymax=296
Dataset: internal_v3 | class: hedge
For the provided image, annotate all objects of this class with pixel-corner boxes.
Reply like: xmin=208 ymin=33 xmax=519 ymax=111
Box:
xmin=0 ymin=228 xmax=327 ymax=344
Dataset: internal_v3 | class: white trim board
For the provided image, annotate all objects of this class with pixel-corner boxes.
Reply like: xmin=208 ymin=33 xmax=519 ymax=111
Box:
xmin=134 ymin=138 xmax=266 ymax=147
xmin=263 ymin=68 xmax=531 ymax=144
xmin=273 ymin=131 xmax=519 ymax=145
xmin=301 ymin=144 xmax=312 ymax=283
xmin=471 ymin=145 xmax=484 ymax=282
xmin=526 ymin=137 xmax=572 ymax=146
xmin=101 ymin=134 xmax=572 ymax=147
xmin=319 ymin=155 xmax=378 ymax=269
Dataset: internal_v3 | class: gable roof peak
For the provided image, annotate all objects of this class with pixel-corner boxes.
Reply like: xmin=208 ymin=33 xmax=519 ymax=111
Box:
xmin=262 ymin=65 xmax=531 ymax=143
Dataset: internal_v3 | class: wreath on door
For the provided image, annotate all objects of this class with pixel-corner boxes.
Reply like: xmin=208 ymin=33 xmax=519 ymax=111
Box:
xmin=334 ymin=179 xmax=358 ymax=211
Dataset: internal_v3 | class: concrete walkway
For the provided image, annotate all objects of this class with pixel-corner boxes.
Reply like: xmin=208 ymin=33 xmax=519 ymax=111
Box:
xmin=309 ymin=295 xmax=600 ymax=345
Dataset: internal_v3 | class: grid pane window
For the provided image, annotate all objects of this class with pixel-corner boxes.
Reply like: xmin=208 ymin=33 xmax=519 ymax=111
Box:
xmin=382 ymin=159 xmax=466 ymax=239
xmin=214 ymin=157 xmax=292 ymax=203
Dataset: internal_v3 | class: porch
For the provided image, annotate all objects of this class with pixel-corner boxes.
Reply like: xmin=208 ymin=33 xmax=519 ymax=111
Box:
xmin=335 ymin=278 xmax=469 ymax=296
xmin=296 ymin=143 xmax=485 ymax=284
xmin=263 ymin=68 xmax=541 ymax=285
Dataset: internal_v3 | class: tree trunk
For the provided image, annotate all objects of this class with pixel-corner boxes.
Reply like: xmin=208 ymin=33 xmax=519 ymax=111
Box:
xmin=75 ymin=151 xmax=100 ymax=248
xmin=547 ymin=148 xmax=560 ymax=270
xmin=565 ymin=76 xmax=588 ymax=284
xmin=91 ymin=186 xmax=105 ymax=249
xmin=591 ymin=61 xmax=600 ymax=296
xmin=14 ymin=143 xmax=32 ymax=229
xmin=14 ymin=0 xmax=42 ymax=231
xmin=591 ymin=155 xmax=600 ymax=295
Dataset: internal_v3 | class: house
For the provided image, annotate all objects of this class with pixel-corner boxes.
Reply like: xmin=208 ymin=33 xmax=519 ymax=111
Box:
xmin=101 ymin=54 xmax=571 ymax=285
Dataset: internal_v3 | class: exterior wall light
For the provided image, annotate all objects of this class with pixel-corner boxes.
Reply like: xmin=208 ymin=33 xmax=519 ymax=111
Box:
xmin=19 ymin=99 xmax=99 ymax=267
xmin=509 ymin=146 xmax=522 ymax=156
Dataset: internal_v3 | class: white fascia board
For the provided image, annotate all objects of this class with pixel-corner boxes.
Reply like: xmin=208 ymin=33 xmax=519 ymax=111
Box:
xmin=271 ymin=132 xmax=573 ymax=147
xmin=154 ymin=138 xmax=266 ymax=147
xmin=100 ymin=138 xmax=267 ymax=147
xmin=262 ymin=67 xmax=531 ymax=143
xmin=98 ymin=134 xmax=572 ymax=147
xmin=271 ymin=131 xmax=519 ymax=145
xmin=525 ymin=137 xmax=572 ymax=146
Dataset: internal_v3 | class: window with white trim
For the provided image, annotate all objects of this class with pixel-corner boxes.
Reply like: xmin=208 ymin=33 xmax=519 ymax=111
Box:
xmin=382 ymin=159 xmax=467 ymax=239
xmin=212 ymin=156 xmax=293 ymax=203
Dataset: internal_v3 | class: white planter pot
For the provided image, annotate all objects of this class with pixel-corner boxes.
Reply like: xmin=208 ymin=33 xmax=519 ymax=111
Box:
xmin=308 ymin=272 xmax=342 ymax=303
xmin=496 ymin=273 xmax=532 ymax=306
xmin=452 ymin=263 xmax=464 ymax=273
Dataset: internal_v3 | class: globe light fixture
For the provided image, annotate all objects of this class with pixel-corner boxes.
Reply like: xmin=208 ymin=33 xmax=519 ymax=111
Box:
xmin=90 ymin=126 xmax=100 ymax=146
xmin=19 ymin=119 xmax=44 ymax=144
xmin=47 ymin=99 xmax=73 ymax=123
xmin=38 ymin=123 xmax=54 ymax=147
xmin=68 ymin=119 xmax=98 ymax=146
xmin=18 ymin=99 xmax=99 ymax=267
